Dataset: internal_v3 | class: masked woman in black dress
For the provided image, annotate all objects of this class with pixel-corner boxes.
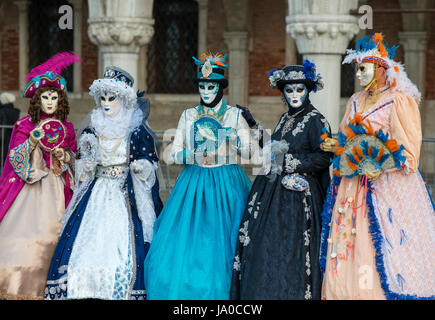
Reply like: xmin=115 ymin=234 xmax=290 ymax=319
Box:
xmin=231 ymin=61 xmax=332 ymax=300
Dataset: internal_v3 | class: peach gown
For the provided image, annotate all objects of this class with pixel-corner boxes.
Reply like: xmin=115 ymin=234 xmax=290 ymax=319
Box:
xmin=0 ymin=148 xmax=67 ymax=300
xmin=321 ymin=88 xmax=435 ymax=300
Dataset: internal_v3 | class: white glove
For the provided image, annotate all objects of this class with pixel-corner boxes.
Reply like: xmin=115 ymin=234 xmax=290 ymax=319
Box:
xmin=270 ymin=140 xmax=289 ymax=156
xmin=84 ymin=161 xmax=96 ymax=172
xmin=130 ymin=159 xmax=154 ymax=181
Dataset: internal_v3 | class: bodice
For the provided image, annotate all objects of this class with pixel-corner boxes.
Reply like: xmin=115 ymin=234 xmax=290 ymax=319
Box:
xmin=172 ymin=101 xmax=256 ymax=167
xmin=98 ymin=135 xmax=128 ymax=167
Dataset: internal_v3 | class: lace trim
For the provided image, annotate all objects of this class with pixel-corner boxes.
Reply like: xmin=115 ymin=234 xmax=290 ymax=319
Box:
xmin=292 ymin=110 xmax=319 ymax=136
xmin=285 ymin=153 xmax=301 ymax=173
xmin=302 ymin=188 xmax=312 ymax=300
xmin=90 ymin=107 xmax=143 ymax=139
xmin=239 ymin=220 xmax=250 ymax=246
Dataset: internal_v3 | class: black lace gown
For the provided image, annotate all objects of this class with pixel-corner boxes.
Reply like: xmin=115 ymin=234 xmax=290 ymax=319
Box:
xmin=230 ymin=104 xmax=332 ymax=300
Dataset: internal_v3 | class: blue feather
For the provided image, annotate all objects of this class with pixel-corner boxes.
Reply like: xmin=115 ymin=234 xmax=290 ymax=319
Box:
xmin=397 ymin=274 xmax=405 ymax=292
xmin=332 ymin=156 xmax=341 ymax=171
xmin=337 ymin=132 xmax=347 ymax=146
xmin=361 ymin=140 xmax=370 ymax=156
xmin=376 ymin=129 xmax=389 ymax=143
xmin=192 ymin=56 xmax=203 ymax=66
xmin=346 ymin=153 xmax=359 ymax=165
xmin=370 ymin=146 xmax=380 ymax=159
xmin=378 ymin=153 xmax=390 ymax=165
xmin=400 ymin=229 xmax=407 ymax=245
xmin=302 ymin=59 xmax=316 ymax=81
xmin=386 ymin=44 xmax=400 ymax=59
xmin=319 ymin=176 xmax=342 ymax=279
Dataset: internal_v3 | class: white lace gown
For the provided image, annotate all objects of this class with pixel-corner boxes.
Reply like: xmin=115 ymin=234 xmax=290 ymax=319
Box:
xmin=66 ymin=136 xmax=134 ymax=300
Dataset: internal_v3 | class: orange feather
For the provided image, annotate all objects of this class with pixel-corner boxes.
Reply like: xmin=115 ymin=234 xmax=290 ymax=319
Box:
xmin=213 ymin=60 xmax=225 ymax=67
xmin=376 ymin=147 xmax=385 ymax=162
xmin=346 ymin=156 xmax=358 ymax=171
xmin=385 ymin=139 xmax=400 ymax=152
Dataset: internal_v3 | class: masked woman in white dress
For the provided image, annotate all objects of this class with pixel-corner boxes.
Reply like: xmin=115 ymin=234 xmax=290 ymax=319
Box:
xmin=44 ymin=66 xmax=163 ymax=300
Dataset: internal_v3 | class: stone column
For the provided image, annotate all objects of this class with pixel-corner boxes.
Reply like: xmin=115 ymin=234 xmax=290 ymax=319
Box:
xmin=222 ymin=0 xmax=251 ymax=107
xmin=398 ymin=0 xmax=428 ymax=99
xmin=286 ymin=0 xmax=360 ymax=133
xmin=398 ymin=32 xmax=428 ymax=96
xmin=13 ymin=0 xmax=29 ymax=91
xmin=196 ymin=0 xmax=209 ymax=57
xmin=285 ymin=1 xmax=297 ymax=66
xmin=87 ymin=0 xmax=155 ymax=89
xmin=223 ymin=31 xmax=249 ymax=107
xmin=69 ymin=0 xmax=83 ymax=94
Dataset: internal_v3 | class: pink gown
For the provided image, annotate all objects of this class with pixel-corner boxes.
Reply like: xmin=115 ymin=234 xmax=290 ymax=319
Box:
xmin=0 ymin=114 xmax=76 ymax=299
xmin=321 ymin=88 xmax=435 ymax=300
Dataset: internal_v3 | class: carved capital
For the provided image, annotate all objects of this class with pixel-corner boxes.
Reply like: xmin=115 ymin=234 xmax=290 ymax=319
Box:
xmin=87 ymin=18 xmax=154 ymax=53
xmin=399 ymin=31 xmax=428 ymax=52
xmin=223 ymin=31 xmax=249 ymax=51
xmin=286 ymin=0 xmax=359 ymax=55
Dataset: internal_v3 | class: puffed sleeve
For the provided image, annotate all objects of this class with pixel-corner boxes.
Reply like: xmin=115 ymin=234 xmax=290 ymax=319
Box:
xmin=235 ymin=108 xmax=262 ymax=164
xmin=8 ymin=117 xmax=49 ymax=183
xmin=339 ymin=95 xmax=356 ymax=133
xmin=283 ymin=114 xmax=332 ymax=174
xmin=389 ymin=93 xmax=422 ymax=173
xmin=171 ymin=110 xmax=187 ymax=163
xmin=130 ymin=125 xmax=160 ymax=243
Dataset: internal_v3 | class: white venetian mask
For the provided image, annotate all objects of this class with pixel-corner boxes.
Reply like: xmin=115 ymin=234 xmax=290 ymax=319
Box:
xmin=356 ymin=62 xmax=375 ymax=87
xmin=40 ymin=90 xmax=59 ymax=114
xmin=283 ymin=83 xmax=308 ymax=108
xmin=199 ymin=81 xmax=219 ymax=104
xmin=100 ymin=92 xmax=122 ymax=116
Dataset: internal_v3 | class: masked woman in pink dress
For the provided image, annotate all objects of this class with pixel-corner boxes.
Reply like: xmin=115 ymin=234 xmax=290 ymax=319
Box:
xmin=0 ymin=52 xmax=79 ymax=299
xmin=320 ymin=33 xmax=435 ymax=300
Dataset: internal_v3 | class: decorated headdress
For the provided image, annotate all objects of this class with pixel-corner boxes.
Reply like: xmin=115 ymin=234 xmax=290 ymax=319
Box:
xmin=22 ymin=52 xmax=80 ymax=98
xmin=192 ymin=53 xmax=229 ymax=88
xmin=89 ymin=66 xmax=137 ymax=109
xmin=269 ymin=60 xmax=324 ymax=93
xmin=343 ymin=33 xmax=421 ymax=102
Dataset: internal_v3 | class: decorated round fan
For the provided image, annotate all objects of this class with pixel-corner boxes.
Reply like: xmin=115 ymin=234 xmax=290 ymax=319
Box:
xmin=35 ymin=118 xmax=66 ymax=151
xmin=281 ymin=173 xmax=309 ymax=191
xmin=322 ymin=113 xmax=407 ymax=178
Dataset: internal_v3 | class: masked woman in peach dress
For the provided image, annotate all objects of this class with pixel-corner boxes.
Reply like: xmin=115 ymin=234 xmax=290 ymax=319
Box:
xmin=0 ymin=53 xmax=79 ymax=299
xmin=320 ymin=33 xmax=435 ymax=300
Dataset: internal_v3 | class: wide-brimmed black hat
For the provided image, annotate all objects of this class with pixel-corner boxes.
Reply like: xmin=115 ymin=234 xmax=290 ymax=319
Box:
xmin=269 ymin=60 xmax=324 ymax=93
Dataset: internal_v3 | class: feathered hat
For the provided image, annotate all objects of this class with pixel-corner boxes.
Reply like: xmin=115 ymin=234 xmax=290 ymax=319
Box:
xmin=22 ymin=52 xmax=81 ymax=99
xmin=192 ymin=53 xmax=229 ymax=88
xmin=269 ymin=59 xmax=324 ymax=93
xmin=343 ymin=33 xmax=421 ymax=102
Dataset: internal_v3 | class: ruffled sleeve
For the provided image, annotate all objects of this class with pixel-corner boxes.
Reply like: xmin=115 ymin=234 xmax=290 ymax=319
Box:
xmin=171 ymin=110 xmax=187 ymax=164
xmin=283 ymin=113 xmax=332 ymax=174
xmin=389 ymin=93 xmax=422 ymax=173
xmin=130 ymin=124 xmax=160 ymax=243
xmin=234 ymin=108 xmax=262 ymax=164
xmin=339 ymin=94 xmax=357 ymax=133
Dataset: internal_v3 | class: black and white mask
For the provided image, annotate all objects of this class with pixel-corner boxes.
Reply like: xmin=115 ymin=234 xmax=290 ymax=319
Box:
xmin=283 ymin=83 xmax=308 ymax=108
